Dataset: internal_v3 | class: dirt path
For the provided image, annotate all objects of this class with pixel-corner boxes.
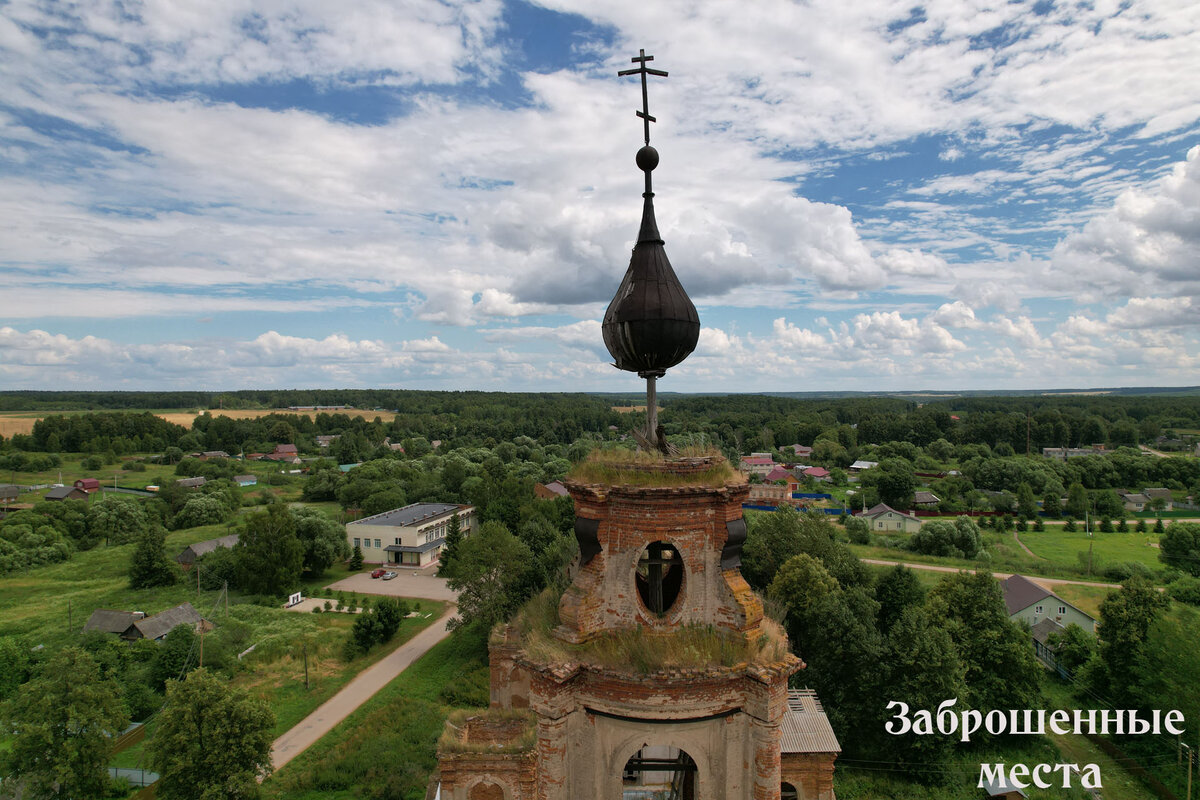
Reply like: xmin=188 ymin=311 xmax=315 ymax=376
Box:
xmin=860 ymin=559 xmax=1123 ymax=590
xmin=1012 ymin=530 xmax=1043 ymax=559
xmin=268 ymin=604 xmax=457 ymax=773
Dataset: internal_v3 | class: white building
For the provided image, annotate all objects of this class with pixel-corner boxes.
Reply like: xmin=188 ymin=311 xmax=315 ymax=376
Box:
xmin=347 ymin=502 xmax=475 ymax=568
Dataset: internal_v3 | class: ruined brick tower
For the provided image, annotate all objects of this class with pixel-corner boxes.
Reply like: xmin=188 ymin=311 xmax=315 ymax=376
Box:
xmin=436 ymin=50 xmax=839 ymax=800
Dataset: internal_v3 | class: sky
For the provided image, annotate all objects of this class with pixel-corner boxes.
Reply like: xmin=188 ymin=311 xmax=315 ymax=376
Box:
xmin=1 ymin=0 xmax=1198 ymax=394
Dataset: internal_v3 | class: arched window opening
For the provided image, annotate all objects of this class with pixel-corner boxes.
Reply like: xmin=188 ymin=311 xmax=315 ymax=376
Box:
xmin=621 ymin=746 xmax=696 ymax=799
xmin=635 ymin=541 xmax=683 ymax=616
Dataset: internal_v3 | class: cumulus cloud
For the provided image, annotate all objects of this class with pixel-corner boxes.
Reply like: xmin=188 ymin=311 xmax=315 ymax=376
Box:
xmin=1050 ymin=146 xmax=1200 ymax=298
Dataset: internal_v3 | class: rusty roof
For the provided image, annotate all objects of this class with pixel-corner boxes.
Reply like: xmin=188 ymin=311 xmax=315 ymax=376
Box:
xmin=780 ymin=689 xmax=840 ymax=754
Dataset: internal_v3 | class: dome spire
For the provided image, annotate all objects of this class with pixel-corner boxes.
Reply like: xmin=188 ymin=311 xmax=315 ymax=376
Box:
xmin=602 ymin=50 xmax=700 ymax=452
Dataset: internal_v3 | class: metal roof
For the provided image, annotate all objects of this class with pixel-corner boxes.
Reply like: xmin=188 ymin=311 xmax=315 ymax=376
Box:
xmin=84 ymin=609 xmax=138 ymax=635
xmin=133 ymin=602 xmax=206 ymax=641
xmin=350 ymin=502 xmax=465 ymax=528
xmin=1030 ymin=617 xmax=1066 ymax=646
xmin=176 ymin=534 xmax=240 ymax=564
xmin=780 ymin=689 xmax=840 ymax=754
xmin=1003 ymin=574 xmax=1054 ymax=616
xmin=384 ymin=539 xmax=443 ymax=554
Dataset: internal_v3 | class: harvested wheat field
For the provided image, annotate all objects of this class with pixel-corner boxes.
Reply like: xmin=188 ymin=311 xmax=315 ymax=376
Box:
xmin=157 ymin=408 xmax=399 ymax=427
xmin=0 ymin=407 xmax=399 ymax=438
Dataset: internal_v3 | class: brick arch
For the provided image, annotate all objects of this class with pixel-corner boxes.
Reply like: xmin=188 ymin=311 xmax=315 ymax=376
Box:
xmin=467 ymin=780 xmax=505 ymax=800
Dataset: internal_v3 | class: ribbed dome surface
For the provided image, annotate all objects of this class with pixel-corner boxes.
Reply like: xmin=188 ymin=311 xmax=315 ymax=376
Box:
xmin=602 ymin=194 xmax=700 ymax=376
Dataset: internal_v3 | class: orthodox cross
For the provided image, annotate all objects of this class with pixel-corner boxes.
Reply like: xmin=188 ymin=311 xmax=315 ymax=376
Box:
xmin=618 ymin=49 xmax=668 ymax=145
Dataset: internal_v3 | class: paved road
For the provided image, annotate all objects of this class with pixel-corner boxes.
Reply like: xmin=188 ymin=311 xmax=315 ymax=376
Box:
xmin=268 ymin=604 xmax=457 ymax=773
xmin=327 ymin=571 xmax=458 ymax=601
xmin=860 ymin=558 xmax=1123 ymax=590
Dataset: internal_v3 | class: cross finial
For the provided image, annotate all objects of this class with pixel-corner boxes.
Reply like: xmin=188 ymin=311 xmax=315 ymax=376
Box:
xmin=618 ymin=49 xmax=668 ymax=145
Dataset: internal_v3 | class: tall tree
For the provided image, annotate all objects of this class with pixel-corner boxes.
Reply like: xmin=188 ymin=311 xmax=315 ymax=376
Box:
xmin=1065 ymin=482 xmax=1089 ymax=519
xmin=129 ymin=525 xmax=178 ymax=589
xmin=1 ymin=647 xmax=128 ymax=799
xmin=1159 ymin=522 xmax=1200 ymax=577
xmin=235 ymin=505 xmax=303 ymax=596
xmin=1089 ymin=576 xmax=1169 ymax=704
xmin=88 ymin=495 xmax=149 ymax=546
xmin=1016 ymin=483 xmax=1039 ymax=520
xmin=875 ymin=564 xmax=925 ymax=635
xmin=291 ymin=507 xmax=350 ymax=576
xmin=928 ymin=571 xmax=1042 ymax=715
xmin=881 ymin=606 xmax=967 ymax=773
xmin=445 ymin=520 xmax=532 ymax=638
xmin=148 ymin=668 xmax=274 ymax=800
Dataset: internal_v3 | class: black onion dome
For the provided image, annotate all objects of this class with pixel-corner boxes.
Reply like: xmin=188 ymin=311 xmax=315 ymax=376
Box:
xmin=602 ymin=148 xmax=700 ymax=376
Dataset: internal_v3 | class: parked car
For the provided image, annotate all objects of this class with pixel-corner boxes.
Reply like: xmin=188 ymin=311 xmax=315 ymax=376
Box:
xmin=382 ymin=571 xmax=398 ymax=580
xmin=370 ymin=568 xmax=386 ymax=578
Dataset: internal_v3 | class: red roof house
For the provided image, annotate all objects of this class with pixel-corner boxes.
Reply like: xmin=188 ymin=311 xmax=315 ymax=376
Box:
xmin=74 ymin=478 xmax=101 ymax=493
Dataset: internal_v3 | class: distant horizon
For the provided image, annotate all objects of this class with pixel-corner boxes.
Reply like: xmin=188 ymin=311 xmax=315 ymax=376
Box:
xmin=2 ymin=384 xmax=1199 ymax=401
xmin=2 ymin=1 xmax=1197 ymax=392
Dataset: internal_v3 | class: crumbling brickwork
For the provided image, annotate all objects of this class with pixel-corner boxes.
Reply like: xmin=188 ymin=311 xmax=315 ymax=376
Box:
xmin=437 ymin=456 xmax=838 ymax=800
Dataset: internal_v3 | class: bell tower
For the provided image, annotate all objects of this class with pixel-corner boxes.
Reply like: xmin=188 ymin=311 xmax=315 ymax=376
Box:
xmin=436 ymin=50 xmax=840 ymax=800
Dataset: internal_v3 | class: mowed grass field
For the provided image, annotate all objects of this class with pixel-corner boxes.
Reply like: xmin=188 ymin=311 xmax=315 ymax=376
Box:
xmin=1018 ymin=529 xmax=1163 ymax=572
xmin=0 ymin=407 xmax=400 ymax=438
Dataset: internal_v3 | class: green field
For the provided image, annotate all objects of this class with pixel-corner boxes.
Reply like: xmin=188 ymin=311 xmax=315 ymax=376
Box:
xmin=1018 ymin=529 xmax=1163 ymax=574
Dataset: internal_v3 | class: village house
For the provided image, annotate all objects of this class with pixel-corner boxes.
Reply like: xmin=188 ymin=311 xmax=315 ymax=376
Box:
xmin=1144 ymin=487 xmax=1173 ymax=510
xmin=83 ymin=602 xmax=213 ymax=642
xmin=267 ymin=443 xmax=301 ymax=463
xmin=73 ymin=478 xmax=101 ymax=494
xmin=1003 ymin=574 xmax=1095 ymax=632
xmin=346 ymin=502 xmax=475 ymax=568
xmin=1120 ymin=492 xmax=1150 ymax=513
xmin=739 ymin=454 xmax=775 ymax=476
xmin=857 ymin=503 xmax=923 ymax=533
xmin=783 ymin=444 xmax=813 ymax=458
xmin=913 ymin=491 xmax=940 ymax=508
xmin=534 ymin=481 xmax=569 ymax=500
xmin=234 ymin=474 xmax=257 ymax=487
xmin=44 ymin=485 xmax=88 ymax=501
xmin=175 ymin=533 xmax=240 ymax=567
xmin=175 ymin=476 xmax=207 ymax=489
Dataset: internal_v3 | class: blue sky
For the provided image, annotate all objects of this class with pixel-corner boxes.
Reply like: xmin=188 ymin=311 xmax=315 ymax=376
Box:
xmin=1 ymin=0 xmax=1198 ymax=393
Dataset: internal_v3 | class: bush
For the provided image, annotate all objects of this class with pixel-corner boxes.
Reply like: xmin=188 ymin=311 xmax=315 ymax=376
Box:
xmin=312 ymin=607 xmax=322 ymax=613
xmin=1033 ymin=518 xmax=1045 ymax=532
xmin=1167 ymin=575 xmax=1200 ymax=606
xmin=1102 ymin=561 xmax=1153 ymax=582
xmin=1135 ymin=518 xmax=1148 ymax=533
xmin=844 ymin=516 xmax=870 ymax=545
xmin=324 ymin=600 xmax=332 ymax=611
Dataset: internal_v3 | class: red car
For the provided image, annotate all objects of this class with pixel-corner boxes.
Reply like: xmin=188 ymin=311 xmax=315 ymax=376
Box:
xmin=370 ymin=568 xmax=386 ymax=578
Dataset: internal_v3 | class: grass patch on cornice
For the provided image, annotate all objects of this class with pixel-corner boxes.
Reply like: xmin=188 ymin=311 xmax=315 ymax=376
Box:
xmin=566 ymin=446 xmax=741 ymax=489
xmin=510 ymin=588 xmax=786 ymax=675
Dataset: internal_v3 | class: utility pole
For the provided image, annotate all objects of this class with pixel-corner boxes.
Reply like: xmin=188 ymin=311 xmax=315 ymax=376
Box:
xmin=197 ymin=563 xmax=201 ymax=598
xmin=303 ymin=641 xmax=309 ymax=690
xmin=199 ymin=627 xmax=204 ymax=668
xmin=68 ymin=599 xmax=72 ymax=634
xmin=1187 ymin=742 xmax=1193 ymax=800
xmin=224 ymin=580 xmax=229 ymax=618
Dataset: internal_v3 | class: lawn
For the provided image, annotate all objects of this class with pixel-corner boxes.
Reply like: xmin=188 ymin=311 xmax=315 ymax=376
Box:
xmin=1018 ymin=529 xmax=1163 ymax=575
xmin=261 ymin=633 xmax=490 ymax=800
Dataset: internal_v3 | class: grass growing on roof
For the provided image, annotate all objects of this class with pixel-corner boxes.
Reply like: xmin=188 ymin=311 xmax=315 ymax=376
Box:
xmin=437 ymin=708 xmax=537 ymax=755
xmin=567 ymin=446 xmax=741 ymax=488
xmin=511 ymin=588 xmax=788 ymax=674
